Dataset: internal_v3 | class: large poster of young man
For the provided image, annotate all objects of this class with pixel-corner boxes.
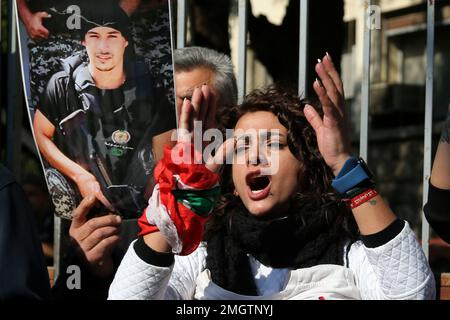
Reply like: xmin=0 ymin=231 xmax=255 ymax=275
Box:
xmin=16 ymin=0 xmax=176 ymax=220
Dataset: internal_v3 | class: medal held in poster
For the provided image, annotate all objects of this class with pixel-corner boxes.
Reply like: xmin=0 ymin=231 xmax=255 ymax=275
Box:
xmin=112 ymin=129 xmax=131 ymax=145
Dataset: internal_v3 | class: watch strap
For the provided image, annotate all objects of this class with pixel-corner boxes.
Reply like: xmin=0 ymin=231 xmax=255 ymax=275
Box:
xmin=332 ymin=157 xmax=372 ymax=194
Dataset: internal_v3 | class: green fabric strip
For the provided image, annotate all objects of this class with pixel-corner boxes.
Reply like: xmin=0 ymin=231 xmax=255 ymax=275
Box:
xmin=172 ymin=185 xmax=221 ymax=217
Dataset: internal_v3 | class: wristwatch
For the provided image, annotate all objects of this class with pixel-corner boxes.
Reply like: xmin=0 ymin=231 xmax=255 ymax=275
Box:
xmin=331 ymin=156 xmax=374 ymax=195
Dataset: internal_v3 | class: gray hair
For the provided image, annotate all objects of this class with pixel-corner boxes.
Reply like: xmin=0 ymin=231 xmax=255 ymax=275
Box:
xmin=173 ymin=47 xmax=238 ymax=109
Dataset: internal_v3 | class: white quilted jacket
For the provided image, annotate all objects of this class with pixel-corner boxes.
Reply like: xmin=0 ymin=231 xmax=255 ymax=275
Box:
xmin=108 ymin=222 xmax=436 ymax=300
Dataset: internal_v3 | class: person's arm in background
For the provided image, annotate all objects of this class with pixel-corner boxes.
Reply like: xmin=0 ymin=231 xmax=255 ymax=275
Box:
xmin=0 ymin=165 xmax=50 ymax=300
xmin=120 ymin=0 xmax=141 ymax=16
xmin=424 ymin=107 xmax=450 ymax=243
xmin=430 ymin=108 xmax=450 ymax=189
xmin=33 ymin=109 xmax=112 ymax=209
xmin=17 ymin=0 xmax=50 ymax=41
xmin=122 ymin=0 xmax=169 ymax=14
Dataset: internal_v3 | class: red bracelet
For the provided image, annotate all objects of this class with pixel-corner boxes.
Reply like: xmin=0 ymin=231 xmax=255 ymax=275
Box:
xmin=349 ymin=189 xmax=378 ymax=209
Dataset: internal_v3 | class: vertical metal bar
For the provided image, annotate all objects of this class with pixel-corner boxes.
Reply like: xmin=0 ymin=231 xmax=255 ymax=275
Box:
xmin=360 ymin=0 xmax=372 ymax=161
xmin=177 ymin=0 xmax=186 ymax=49
xmin=0 ymin=0 xmax=3 ymax=148
xmin=0 ymin=0 xmax=2 ymax=42
xmin=54 ymin=216 xmax=62 ymax=279
xmin=0 ymin=0 xmax=2 ymax=57
xmin=421 ymin=0 xmax=435 ymax=259
xmin=6 ymin=0 xmax=22 ymax=177
xmin=237 ymin=0 xmax=247 ymax=103
xmin=298 ymin=0 xmax=309 ymax=98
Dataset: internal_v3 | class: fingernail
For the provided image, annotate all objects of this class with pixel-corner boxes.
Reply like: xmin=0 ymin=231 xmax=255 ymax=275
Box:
xmin=303 ymin=105 xmax=310 ymax=112
xmin=326 ymin=52 xmax=333 ymax=62
xmin=317 ymin=58 xmax=322 ymax=64
xmin=116 ymin=215 xmax=122 ymax=223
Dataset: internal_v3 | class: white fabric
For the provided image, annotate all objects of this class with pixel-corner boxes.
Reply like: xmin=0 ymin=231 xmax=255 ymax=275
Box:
xmin=193 ymin=265 xmax=361 ymax=300
xmin=248 ymin=255 xmax=290 ymax=296
xmin=144 ymin=176 xmax=221 ymax=254
xmin=145 ymin=184 xmax=183 ymax=254
xmin=346 ymin=223 xmax=435 ymax=300
xmin=108 ymin=222 xmax=436 ymax=300
xmin=108 ymin=241 xmax=173 ymax=300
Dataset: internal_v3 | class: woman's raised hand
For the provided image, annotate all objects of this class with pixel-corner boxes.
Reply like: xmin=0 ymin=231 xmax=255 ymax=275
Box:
xmin=303 ymin=53 xmax=352 ymax=176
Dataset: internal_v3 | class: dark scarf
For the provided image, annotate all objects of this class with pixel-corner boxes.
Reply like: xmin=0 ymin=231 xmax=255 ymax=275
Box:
xmin=205 ymin=202 xmax=350 ymax=296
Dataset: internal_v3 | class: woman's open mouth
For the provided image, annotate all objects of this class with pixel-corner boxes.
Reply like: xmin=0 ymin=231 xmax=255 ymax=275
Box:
xmin=246 ymin=171 xmax=272 ymax=201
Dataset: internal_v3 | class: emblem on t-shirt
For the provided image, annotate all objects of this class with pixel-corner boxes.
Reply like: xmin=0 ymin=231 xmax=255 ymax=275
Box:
xmin=112 ymin=130 xmax=131 ymax=145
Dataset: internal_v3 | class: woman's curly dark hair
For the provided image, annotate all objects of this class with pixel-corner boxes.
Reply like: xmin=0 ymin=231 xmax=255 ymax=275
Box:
xmin=205 ymin=84 xmax=358 ymax=241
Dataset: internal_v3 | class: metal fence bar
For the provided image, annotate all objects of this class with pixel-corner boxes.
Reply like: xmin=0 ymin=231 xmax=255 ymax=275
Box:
xmin=298 ymin=0 xmax=309 ymax=98
xmin=360 ymin=0 xmax=372 ymax=161
xmin=177 ymin=0 xmax=186 ymax=49
xmin=0 ymin=0 xmax=2 ymax=147
xmin=237 ymin=0 xmax=247 ymax=103
xmin=421 ymin=0 xmax=435 ymax=259
xmin=53 ymin=216 xmax=62 ymax=279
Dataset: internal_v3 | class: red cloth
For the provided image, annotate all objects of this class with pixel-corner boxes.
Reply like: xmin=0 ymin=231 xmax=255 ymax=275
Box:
xmin=138 ymin=143 xmax=220 ymax=255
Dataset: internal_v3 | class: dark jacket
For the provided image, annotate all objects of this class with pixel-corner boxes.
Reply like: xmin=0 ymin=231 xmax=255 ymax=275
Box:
xmin=0 ymin=165 xmax=51 ymax=299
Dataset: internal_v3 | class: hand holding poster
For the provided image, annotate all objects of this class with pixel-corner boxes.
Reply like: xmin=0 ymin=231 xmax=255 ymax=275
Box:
xmin=16 ymin=0 xmax=176 ymax=220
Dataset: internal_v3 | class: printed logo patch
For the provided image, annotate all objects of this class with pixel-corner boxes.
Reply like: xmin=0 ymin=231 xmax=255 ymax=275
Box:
xmin=112 ymin=130 xmax=131 ymax=145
